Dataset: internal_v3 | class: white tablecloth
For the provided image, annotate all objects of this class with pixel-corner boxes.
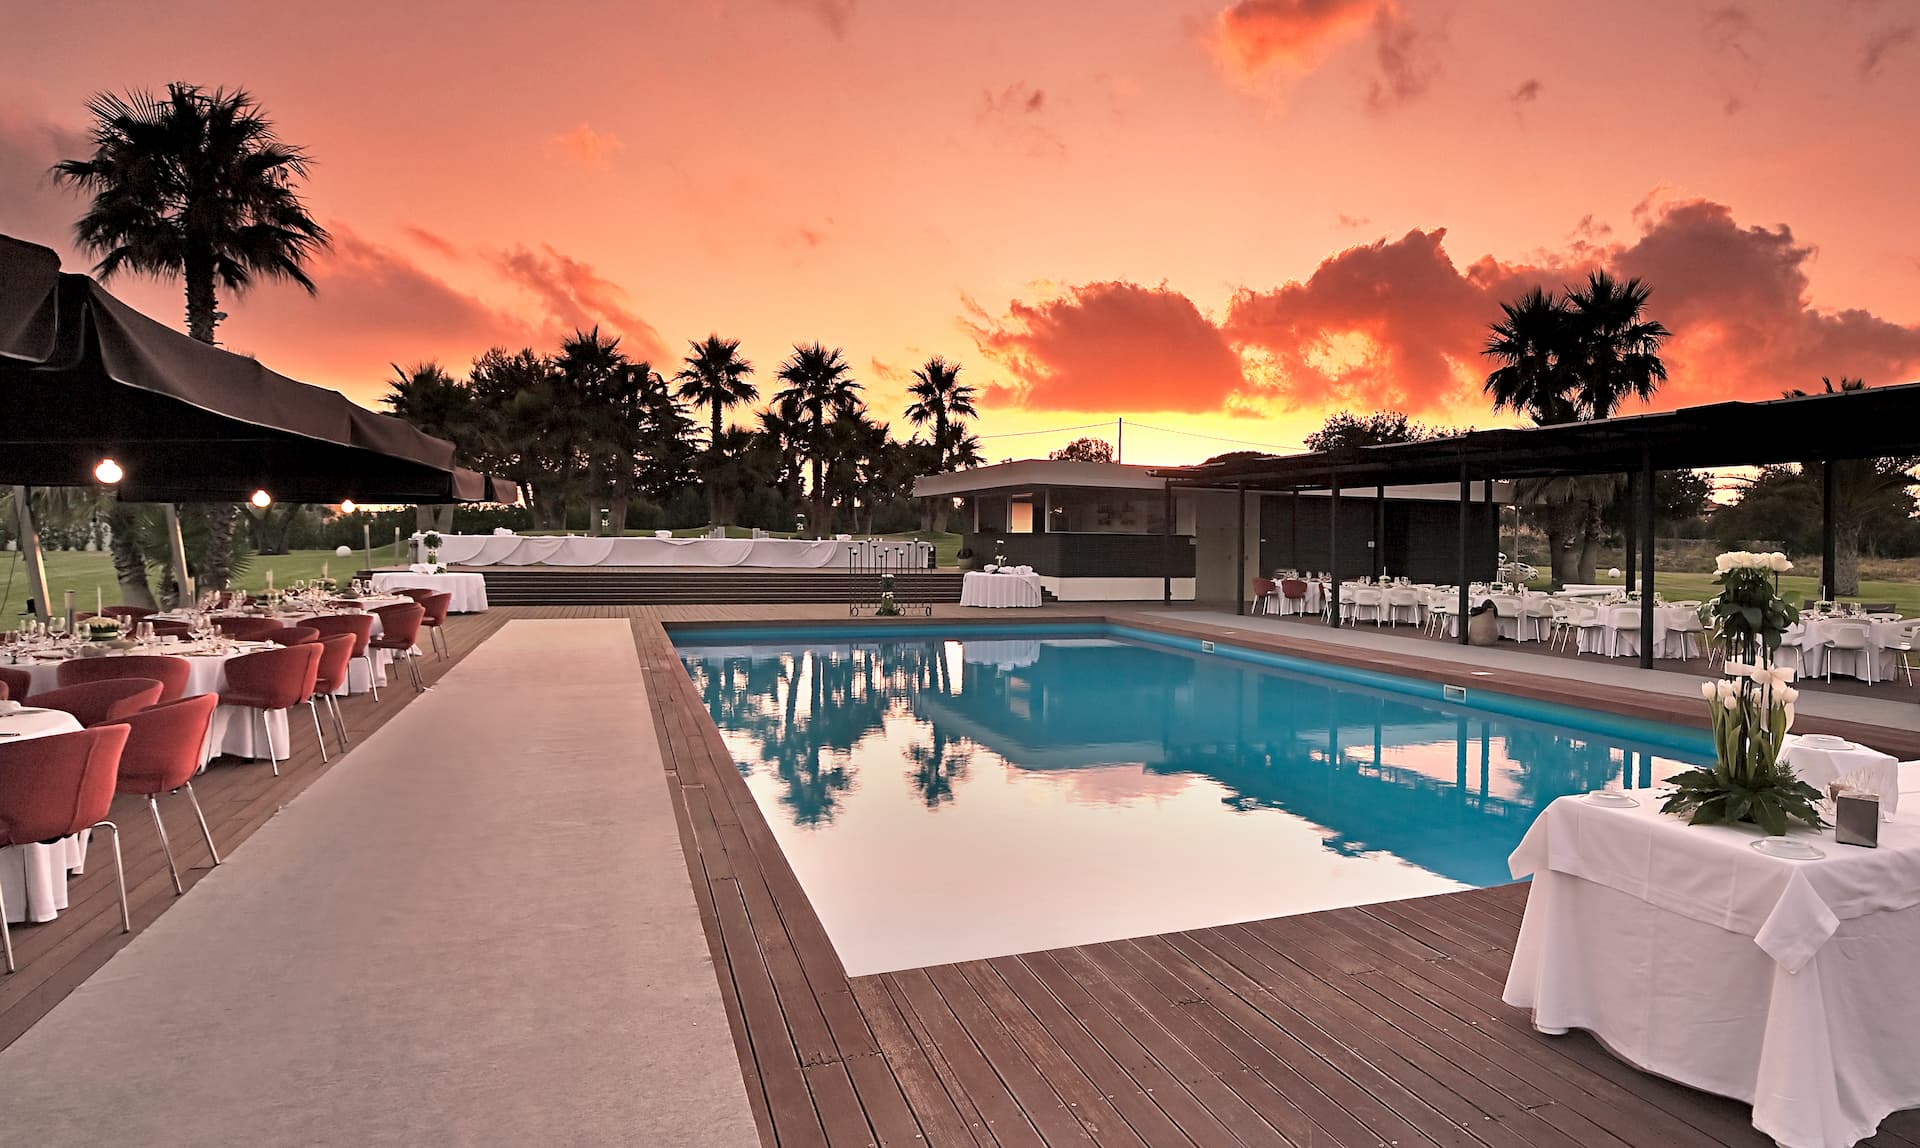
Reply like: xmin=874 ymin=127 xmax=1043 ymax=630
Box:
xmin=417 ymin=534 xmax=931 ymax=569
xmin=960 ymin=572 xmax=1043 ymax=608
xmin=0 ymin=708 xmax=87 ymax=925
xmin=1574 ymin=604 xmax=1702 ymax=659
xmin=1781 ymin=735 xmax=1901 ymax=817
xmin=1505 ymin=794 xmax=1920 ymax=1148
xmin=1797 ymin=617 xmax=1907 ymax=680
xmin=16 ymin=644 xmax=289 ymax=761
xmin=369 ymin=572 xmax=489 ymax=613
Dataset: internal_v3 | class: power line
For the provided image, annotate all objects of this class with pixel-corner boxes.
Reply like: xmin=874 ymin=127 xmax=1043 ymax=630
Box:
xmin=975 ymin=420 xmax=1114 ymax=440
xmin=1123 ymin=420 xmax=1289 ymax=452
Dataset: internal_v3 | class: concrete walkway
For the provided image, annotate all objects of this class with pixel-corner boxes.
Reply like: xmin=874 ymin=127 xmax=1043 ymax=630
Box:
xmin=0 ymin=619 xmax=757 ymax=1147
xmin=1156 ymin=608 xmax=1919 ymax=730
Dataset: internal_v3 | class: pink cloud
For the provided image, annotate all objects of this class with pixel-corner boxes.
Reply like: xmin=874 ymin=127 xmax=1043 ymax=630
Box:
xmin=550 ymin=123 xmax=625 ymax=169
xmin=493 ymin=244 xmax=668 ymax=363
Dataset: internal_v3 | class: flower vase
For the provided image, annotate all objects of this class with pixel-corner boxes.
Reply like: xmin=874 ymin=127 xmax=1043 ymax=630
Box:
xmin=425 ymin=549 xmax=439 ymax=567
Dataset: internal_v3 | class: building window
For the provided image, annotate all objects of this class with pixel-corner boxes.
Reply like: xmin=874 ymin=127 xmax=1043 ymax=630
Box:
xmin=1043 ymin=488 xmax=1168 ymax=534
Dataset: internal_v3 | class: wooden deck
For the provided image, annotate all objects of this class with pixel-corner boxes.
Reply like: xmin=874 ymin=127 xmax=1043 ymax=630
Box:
xmin=8 ymin=603 xmax=1919 ymax=1145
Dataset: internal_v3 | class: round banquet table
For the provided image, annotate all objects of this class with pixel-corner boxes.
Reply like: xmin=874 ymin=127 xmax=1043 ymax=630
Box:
xmin=369 ymin=571 xmax=489 ymax=613
xmin=0 ymin=707 xmax=87 ymax=925
xmin=960 ymin=571 xmax=1043 ymax=608
xmin=1575 ymin=603 xmax=1702 ymax=659
xmin=1796 ymin=616 xmax=1906 ymax=680
xmin=15 ymin=643 xmax=288 ymax=761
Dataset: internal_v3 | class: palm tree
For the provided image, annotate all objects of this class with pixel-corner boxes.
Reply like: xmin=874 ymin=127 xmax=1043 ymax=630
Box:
xmin=383 ymin=362 xmax=472 ymax=534
xmin=53 ymin=82 xmax=331 ymax=597
xmin=1483 ymin=275 xmax=1669 ymax=584
xmin=52 ymin=83 xmax=331 ymax=344
xmin=904 ymin=356 xmax=978 ymax=469
xmin=675 ymin=336 xmax=758 ymax=524
xmin=554 ymin=328 xmax=631 ymax=534
xmin=1482 ymin=286 xmax=1576 ymax=426
xmin=773 ymin=343 xmax=862 ymax=534
xmin=1562 ymin=271 xmax=1670 ymax=419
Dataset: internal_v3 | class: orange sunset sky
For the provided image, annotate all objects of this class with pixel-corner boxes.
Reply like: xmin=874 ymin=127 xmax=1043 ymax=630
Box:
xmin=4 ymin=0 xmax=1919 ymax=465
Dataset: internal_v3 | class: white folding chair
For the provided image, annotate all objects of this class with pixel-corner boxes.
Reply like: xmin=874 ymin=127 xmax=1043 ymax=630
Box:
xmin=1823 ymin=623 xmax=1876 ymax=684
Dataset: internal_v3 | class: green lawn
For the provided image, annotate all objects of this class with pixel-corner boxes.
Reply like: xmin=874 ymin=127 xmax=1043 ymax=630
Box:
xmin=1531 ymin=571 xmax=1920 ymax=616
xmin=2 ymin=531 xmax=970 ymax=621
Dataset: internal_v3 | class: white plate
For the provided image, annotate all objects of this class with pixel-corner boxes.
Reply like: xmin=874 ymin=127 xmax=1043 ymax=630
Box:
xmin=1751 ymin=838 xmax=1825 ymax=860
xmin=1583 ymin=791 xmax=1640 ymax=808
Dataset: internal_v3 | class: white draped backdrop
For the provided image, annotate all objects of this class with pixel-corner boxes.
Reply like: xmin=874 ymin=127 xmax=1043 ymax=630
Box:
xmin=421 ymin=535 xmax=930 ymax=569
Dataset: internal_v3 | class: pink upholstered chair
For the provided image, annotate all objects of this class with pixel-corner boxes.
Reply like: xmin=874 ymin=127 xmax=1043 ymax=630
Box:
xmin=0 ymin=668 xmax=29 ymax=702
xmin=0 ymin=724 xmax=134 ymax=972
xmin=369 ymin=603 xmax=427 ymax=694
xmin=264 ymin=625 xmax=321 ymax=647
xmin=309 ymin=634 xmax=357 ymax=755
xmin=307 ymin=614 xmax=377 ymax=701
xmin=28 ymin=678 xmax=164 ymax=727
xmin=212 ymin=616 xmax=282 ymax=642
xmin=418 ymin=592 xmax=453 ymax=658
xmin=56 ymin=654 xmax=193 ymax=703
xmin=219 ymin=643 xmax=323 ymax=774
xmin=113 ymin=694 xmax=222 ymax=895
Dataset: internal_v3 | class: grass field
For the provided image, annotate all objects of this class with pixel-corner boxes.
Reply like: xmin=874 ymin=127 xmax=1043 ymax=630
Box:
xmin=1 ymin=530 xmax=968 ymax=620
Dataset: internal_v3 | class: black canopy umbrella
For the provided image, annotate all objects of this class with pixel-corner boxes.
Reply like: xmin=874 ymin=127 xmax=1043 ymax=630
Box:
xmin=0 ymin=233 xmax=496 ymax=503
xmin=3 ymin=233 xmax=507 ymax=619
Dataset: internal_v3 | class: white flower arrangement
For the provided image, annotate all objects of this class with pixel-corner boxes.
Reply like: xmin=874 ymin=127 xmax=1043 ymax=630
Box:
xmin=1712 ymin=551 xmax=1793 ymax=575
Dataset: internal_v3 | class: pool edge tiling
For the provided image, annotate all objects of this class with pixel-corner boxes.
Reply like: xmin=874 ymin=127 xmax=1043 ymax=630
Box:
xmin=672 ymin=622 xmax=1714 ymax=975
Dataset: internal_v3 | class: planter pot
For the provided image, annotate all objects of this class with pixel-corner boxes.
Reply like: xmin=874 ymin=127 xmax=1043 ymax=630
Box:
xmin=956 ymin=555 xmax=979 ymax=572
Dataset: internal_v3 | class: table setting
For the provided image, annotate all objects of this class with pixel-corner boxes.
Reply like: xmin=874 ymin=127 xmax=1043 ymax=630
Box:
xmin=1502 ymin=551 xmax=1920 ymax=1148
xmin=960 ymin=565 xmax=1043 ymax=608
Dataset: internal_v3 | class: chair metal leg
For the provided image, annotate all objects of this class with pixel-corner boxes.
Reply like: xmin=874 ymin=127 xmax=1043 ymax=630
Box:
xmin=183 ymin=782 xmax=221 ymax=866
xmin=408 ymin=652 xmax=424 ymax=693
xmin=147 ymin=795 xmax=183 ymax=895
xmin=325 ymin=692 xmax=350 ymax=751
xmin=308 ymin=699 xmax=329 ymax=763
xmin=0 ymin=880 xmax=13 ymax=973
xmin=93 ymin=820 xmax=130 ymax=933
xmin=365 ymin=651 xmax=381 ymax=701
xmin=434 ymin=625 xmax=446 ymax=659
xmin=258 ymin=708 xmax=280 ymax=776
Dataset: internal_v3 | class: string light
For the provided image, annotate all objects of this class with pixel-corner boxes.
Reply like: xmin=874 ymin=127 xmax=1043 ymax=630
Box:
xmin=250 ymin=489 xmax=272 ymax=509
xmin=93 ymin=458 xmax=124 ymax=484
xmin=339 ymin=499 xmax=357 ymax=514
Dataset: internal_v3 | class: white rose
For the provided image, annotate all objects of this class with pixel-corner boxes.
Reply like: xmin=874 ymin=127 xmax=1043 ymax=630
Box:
xmin=1771 ymin=553 xmax=1792 ymax=572
xmin=1714 ymin=554 xmax=1731 ymax=574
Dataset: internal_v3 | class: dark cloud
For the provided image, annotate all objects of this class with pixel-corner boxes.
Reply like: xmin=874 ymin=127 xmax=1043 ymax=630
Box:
xmin=977 ymin=82 xmax=1064 ymax=156
xmin=772 ymin=0 xmax=855 ymax=37
xmin=1703 ymin=5 xmax=1756 ymax=57
xmin=402 ymin=225 xmax=461 ymax=260
xmin=1510 ymin=78 xmax=1543 ymax=104
xmin=1862 ymin=23 xmax=1916 ymax=79
xmin=492 ymin=244 xmax=668 ymax=363
xmin=966 ymin=281 xmax=1247 ymax=414
xmin=1212 ymin=0 xmax=1436 ymax=111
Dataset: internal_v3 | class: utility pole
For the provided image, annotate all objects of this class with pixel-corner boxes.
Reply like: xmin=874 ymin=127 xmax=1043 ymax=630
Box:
xmin=1116 ymin=417 xmax=1124 ymax=463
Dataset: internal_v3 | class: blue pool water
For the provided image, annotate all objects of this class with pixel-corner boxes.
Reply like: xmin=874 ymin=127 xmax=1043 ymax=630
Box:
xmin=674 ymin=623 xmax=1712 ymax=975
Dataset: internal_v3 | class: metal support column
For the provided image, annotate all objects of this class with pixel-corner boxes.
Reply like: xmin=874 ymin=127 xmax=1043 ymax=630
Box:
xmin=1623 ymin=470 xmax=1637 ymax=588
xmin=1639 ymin=445 xmax=1656 ymax=670
xmin=1374 ymin=483 xmax=1386 ymax=578
xmin=1328 ymin=471 xmax=1342 ymax=626
xmin=1235 ymin=483 xmax=1247 ymax=616
xmin=1821 ymin=460 xmax=1837 ymax=601
xmin=1162 ymin=482 xmax=1174 ymax=604
xmin=11 ymin=486 xmax=51 ymax=623
xmin=1457 ymin=465 xmax=1471 ymax=645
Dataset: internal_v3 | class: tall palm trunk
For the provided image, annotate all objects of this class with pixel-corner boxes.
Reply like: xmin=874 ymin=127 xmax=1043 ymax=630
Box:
xmin=182 ymin=258 xmax=248 ymax=584
xmin=105 ymin=501 xmax=156 ymax=608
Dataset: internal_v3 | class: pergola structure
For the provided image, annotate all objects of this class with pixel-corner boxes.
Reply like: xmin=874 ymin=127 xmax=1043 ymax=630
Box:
xmin=2 ymin=234 xmax=503 ymax=620
xmin=1155 ymin=382 xmax=1920 ymax=668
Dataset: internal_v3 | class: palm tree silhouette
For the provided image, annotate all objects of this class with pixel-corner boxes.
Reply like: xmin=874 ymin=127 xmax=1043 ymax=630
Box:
xmin=1562 ymin=271 xmax=1670 ymax=419
xmin=905 ymin=356 xmax=979 ymax=468
xmin=52 ymin=82 xmax=331 ymax=600
xmin=52 ymin=83 xmax=330 ymax=344
xmin=774 ymin=343 xmax=862 ymax=535
xmin=675 ymin=335 xmax=758 ymax=524
xmin=1483 ymin=286 xmax=1576 ymax=426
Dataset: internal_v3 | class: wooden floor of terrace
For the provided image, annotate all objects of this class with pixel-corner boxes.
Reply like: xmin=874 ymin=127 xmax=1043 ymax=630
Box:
xmin=7 ymin=602 xmax=1917 ymax=1146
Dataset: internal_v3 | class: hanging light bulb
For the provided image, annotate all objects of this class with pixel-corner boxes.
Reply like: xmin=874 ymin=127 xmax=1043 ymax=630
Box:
xmin=339 ymin=499 xmax=357 ymax=515
xmin=93 ymin=458 xmax=124 ymax=484
xmin=250 ymin=489 xmax=272 ymax=509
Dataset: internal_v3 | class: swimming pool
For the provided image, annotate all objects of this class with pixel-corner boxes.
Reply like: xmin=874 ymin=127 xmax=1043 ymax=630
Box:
xmin=673 ymin=623 xmax=1711 ymax=975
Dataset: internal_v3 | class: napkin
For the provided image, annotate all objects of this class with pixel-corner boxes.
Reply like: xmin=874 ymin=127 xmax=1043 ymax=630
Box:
xmin=0 ymin=700 xmax=19 ymax=716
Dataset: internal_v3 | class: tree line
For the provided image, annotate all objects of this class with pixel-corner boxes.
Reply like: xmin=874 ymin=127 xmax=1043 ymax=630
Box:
xmin=384 ymin=333 xmax=983 ymax=537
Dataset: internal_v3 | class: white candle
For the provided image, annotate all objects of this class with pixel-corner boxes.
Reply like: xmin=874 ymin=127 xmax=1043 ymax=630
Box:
xmin=97 ymin=586 xmax=104 ymax=616
xmin=266 ymin=569 xmax=274 ymax=591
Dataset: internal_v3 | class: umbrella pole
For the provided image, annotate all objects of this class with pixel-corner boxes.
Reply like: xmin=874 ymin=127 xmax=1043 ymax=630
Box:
xmin=11 ymin=485 xmax=51 ymax=624
xmin=161 ymin=503 xmax=193 ymax=606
